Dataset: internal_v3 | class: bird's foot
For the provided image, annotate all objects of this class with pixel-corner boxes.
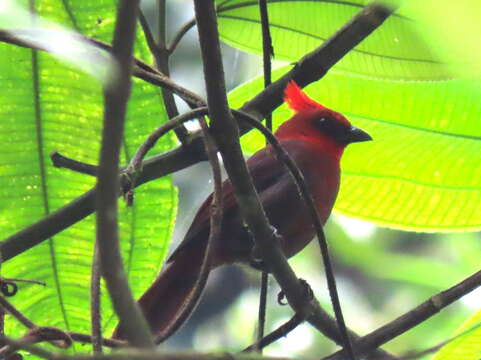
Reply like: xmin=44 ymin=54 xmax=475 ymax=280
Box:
xmin=247 ymin=225 xmax=282 ymax=272
xmin=277 ymin=278 xmax=314 ymax=306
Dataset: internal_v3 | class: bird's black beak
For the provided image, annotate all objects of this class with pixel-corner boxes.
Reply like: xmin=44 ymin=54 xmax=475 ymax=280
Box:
xmin=345 ymin=126 xmax=372 ymax=144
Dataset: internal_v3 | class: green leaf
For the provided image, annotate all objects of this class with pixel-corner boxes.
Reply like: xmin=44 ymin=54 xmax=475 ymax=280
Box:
xmin=0 ymin=0 xmax=115 ymax=83
xmin=216 ymin=0 xmax=451 ymax=81
xmin=229 ymin=66 xmax=481 ymax=231
xmin=433 ymin=310 xmax=481 ymax=360
xmin=0 ymin=0 xmax=176 ymax=343
xmin=402 ymin=0 xmax=481 ymax=77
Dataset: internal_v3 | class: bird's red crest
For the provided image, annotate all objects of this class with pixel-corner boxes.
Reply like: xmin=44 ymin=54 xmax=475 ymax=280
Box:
xmin=284 ymin=81 xmax=324 ymax=113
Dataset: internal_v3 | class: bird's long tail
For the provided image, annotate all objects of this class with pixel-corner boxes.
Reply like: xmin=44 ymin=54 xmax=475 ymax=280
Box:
xmin=112 ymin=243 xmax=210 ymax=341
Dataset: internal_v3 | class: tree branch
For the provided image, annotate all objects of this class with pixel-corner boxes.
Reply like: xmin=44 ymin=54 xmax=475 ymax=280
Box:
xmin=90 ymin=244 xmax=102 ymax=353
xmin=168 ymin=19 xmax=196 ymax=54
xmin=323 ymin=269 xmax=481 ymax=360
xmin=243 ymin=313 xmax=302 ymax=352
xmin=50 ymin=152 xmax=97 ymax=176
xmin=256 ymin=0 xmax=274 ymax=349
xmin=95 ymin=0 xmax=153 ymax=348
xmin=139 ymin=5 xmax=190 ymax=143
xmin=0 ymin=296 xmax=36 ymax=329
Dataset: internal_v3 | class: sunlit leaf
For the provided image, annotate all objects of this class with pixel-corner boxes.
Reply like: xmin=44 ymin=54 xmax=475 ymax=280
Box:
xmin=433 ymin=310 xmax=481 ymax=360
xmin=0 ymin=0 xmax=115 ymax=83
xmin=402 ymin=0 xmax=481 ymax=77
xmin=229 ymin=66 xmax=481 ymax=231
xmin=216 ymin=0 xmax=451 ymax=81
xmin=0 ymin=0 xmax=176 ymax=343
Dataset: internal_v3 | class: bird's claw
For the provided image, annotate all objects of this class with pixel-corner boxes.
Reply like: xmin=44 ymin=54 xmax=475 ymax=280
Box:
xmin=277 ymin=278 xmax=314 ymax=306
xmin=249 ymin=256 xmax=264 ymax=269
xmin=299 ymin=278 xmax=314 ymax=300
xmin=277 ymin=290 xmax=288 ymax=305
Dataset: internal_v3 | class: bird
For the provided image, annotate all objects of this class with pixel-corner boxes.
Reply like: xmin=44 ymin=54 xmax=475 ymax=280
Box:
xmin=113 ymin=81 xmax=372 ymax=340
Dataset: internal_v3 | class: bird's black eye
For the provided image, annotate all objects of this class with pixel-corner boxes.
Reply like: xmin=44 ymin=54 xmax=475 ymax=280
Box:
xmin=313 ymin=116 xmax=349 ymax=143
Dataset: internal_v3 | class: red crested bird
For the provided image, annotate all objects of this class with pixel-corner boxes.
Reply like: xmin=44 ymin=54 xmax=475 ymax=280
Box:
xmin=113 ymin=81 xmax=372 ymax=340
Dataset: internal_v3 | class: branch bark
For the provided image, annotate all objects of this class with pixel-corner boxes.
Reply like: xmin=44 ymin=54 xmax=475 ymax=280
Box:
xmin=95 ymin=0 xmax=153 ymax=348
xmin=323 ymin=269 xmax=481 ymax=360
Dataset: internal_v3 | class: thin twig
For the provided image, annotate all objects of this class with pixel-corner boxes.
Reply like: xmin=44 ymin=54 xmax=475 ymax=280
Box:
xmin=50 ymin=152 xmax=97 ymax=176
xmin=0 ymin=295 xmax=124 ymax=351
xmin=168 ymin=18 xmax=196 ymax=54
xmin=256 ymin=271 xmax=268 ymax=352
xmin=67 ymin=332 xmax=125 ymax=348
xmin=139 ymin=5 xmax=189 ymax=143
xmin=244 ymin=313 xmax=302 ymax=353
xmin=323 ymin=269 xmax=481 ymax=360
xmin=128 ymin=108 xmax=209 ymax=173
xmin=256 ymin=0 xmax=274 ymax=351
xmin=0 ymin=296 xmax=36 ymax=329
xmin=154 ymin=117 xmax=224 ymax=344
xmin=90 ymin=244 xmax=102 ymax=353
xmin=0 ymin=327 xmax=72 ymax=357
xmin=157 ymin=0 xmax=166 ymax=47
xmin=0 ymin=336 xmax=55 ymax=360
xmin=0 ymin=299 xmax=4 ymax=348
xmin=132 ymin=66 xmax=204 ymax=108
xmin=95 ymin=0 xmax=153 ymax=348
xmin=1 ymin=278 xmax=46 ymax=286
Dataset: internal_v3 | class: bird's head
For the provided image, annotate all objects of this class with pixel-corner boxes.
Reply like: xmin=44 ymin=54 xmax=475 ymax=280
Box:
xmin=276 ymin=81 xmax=372 ymax=157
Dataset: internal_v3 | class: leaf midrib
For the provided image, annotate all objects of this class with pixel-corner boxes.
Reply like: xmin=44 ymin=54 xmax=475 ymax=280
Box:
xmin=219 ymin=14 xmax=440 ymax=64
xmin=343 ymin=171 xmax=481 ymax=191
xmin=31 ymin=47 xmax=71 ymax=332
xmin=348 ymin=112 xmax=481 ymax=141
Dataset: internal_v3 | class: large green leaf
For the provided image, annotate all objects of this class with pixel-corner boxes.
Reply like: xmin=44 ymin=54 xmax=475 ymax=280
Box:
xmin=0 ymin=0 xmax=176 ymax=343
xmin=216 ymin=0 xmax=450 ymax=81
xmin=229 ymin=66 xmax=481 ymax=231
xmin=402 ymin=0 xmax=481 ymax=77
xmin=433 ymin=309 xmax=481 ymax=360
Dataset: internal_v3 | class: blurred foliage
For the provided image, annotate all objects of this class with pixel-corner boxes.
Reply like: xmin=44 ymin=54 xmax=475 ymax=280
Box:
xmin=433 ymin=309 xmax=481 ymax=360
xmin=0 ymin=0 xmax=479 ymax=359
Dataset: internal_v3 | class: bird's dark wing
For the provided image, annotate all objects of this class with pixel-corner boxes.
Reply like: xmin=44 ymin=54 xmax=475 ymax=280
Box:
xmin=167 ymin=146 xmax=288 ymax=263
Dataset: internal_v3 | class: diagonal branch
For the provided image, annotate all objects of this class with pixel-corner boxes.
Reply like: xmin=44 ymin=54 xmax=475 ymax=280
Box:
xmin=244 ymin=313 xmax=303 ymax=352
xmin=193 ymin=3 xmax=379 ymax=360
xmin=193 ymin=0 xmax=311 ymax=344
xmin=323 ymin=269 xmax=481 ymax=360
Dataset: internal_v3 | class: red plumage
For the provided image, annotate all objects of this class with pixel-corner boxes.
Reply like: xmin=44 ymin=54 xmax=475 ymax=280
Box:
xmin=284 ymin=80 xmax=324 ymax=112
xmin=113 ymin=81 xmax=371 ymax=340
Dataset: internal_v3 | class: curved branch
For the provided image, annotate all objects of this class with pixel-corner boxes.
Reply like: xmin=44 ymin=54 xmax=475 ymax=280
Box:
xmin=154 ymin=117 xmax=224 ymax=343
xmin=168 ymin=19 xmax=196 ymax=54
